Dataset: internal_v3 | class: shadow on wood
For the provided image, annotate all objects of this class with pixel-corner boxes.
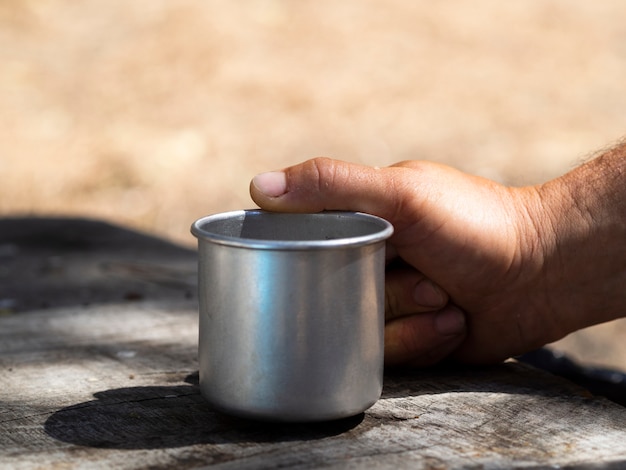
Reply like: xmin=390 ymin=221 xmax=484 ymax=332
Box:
xmin=0 ymin=217 xmax=197 ymax=312
xmin=518 ymin=348 xmax=626 ymax=407
xmin=44 ymin=373 xmax=365 ymax=450
xmin=43 ymin=361 xmax=623 ymax=453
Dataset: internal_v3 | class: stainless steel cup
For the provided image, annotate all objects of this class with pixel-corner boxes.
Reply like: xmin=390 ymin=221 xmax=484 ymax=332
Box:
xmin=191 ymin=210 xmax=393 ymax=422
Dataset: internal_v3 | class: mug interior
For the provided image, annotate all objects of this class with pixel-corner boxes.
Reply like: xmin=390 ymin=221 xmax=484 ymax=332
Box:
xmin=191 ymin=210 xmax=393 ymax=248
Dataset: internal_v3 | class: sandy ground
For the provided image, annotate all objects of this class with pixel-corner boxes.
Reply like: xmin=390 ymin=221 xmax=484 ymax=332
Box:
xmin=1 ymin=1 xmax=625 ymax=372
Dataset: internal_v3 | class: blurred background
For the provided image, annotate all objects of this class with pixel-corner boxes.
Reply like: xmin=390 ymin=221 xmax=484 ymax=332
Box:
xmin=3 ymin=0 xmax=626 ymax=244
xmin=2 ymin=1 xmax=625 ymax=371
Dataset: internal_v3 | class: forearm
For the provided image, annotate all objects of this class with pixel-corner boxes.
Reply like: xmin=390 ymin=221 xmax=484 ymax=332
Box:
xmin=535 ymin=141 xmax=626 ymax=332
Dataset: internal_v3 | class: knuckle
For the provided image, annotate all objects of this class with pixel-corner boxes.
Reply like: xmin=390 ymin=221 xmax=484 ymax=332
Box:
xmin=307 ymin=156 xmax=337 ymax=193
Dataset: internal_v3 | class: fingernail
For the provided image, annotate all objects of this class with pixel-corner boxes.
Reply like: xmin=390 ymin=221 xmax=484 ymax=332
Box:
xmin=252 ymin=171 xmax=287 ymax=197
xmin=413 ymin=279 xmax=446 ymax=308
xmin=434 ymin=308 xmax=466 ymax=336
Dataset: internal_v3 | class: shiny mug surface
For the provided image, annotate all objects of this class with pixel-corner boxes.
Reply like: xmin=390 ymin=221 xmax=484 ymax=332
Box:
xmin=191 ymin=210 xmax=393 ymax=422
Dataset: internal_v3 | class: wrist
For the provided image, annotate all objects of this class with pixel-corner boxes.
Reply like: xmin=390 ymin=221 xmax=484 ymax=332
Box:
xmin=532 ymin=144 xmax=626 ymax=334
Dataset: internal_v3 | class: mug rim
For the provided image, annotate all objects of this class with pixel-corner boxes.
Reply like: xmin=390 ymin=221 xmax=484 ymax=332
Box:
xmin=190 ymin=209 xmax=394 ymax=250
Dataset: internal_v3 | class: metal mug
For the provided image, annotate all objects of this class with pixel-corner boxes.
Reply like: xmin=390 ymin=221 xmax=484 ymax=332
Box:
xmin=191 ymin=210 xmax=393 ymax=422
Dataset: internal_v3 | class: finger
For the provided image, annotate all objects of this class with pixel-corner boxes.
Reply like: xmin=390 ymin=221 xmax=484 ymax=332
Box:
xmin=385 ymin=266 xmax=448 ymax=320
xmin=249 ymin=157 xmax=418 ymax=225
xmin=384 ymin=305 xmax=467 ymax=367
xmin=385 ymin=243 xmax=399 ymax=262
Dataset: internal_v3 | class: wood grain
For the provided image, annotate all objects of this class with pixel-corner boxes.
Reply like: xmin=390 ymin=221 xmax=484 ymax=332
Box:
xmin=2 ymin=301 xmax=626 ymax=469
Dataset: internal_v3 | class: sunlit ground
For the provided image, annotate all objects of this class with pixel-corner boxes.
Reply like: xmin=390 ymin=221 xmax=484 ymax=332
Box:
xmin=2 ymin=0 xmax=625 ymax=371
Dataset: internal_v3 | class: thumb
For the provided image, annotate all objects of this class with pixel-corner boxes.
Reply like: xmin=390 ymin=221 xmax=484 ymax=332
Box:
xmin=250 ymin=157 xmax=411 ymax=223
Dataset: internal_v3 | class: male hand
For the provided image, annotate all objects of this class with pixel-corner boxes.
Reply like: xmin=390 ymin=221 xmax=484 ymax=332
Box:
xmin=250 ymin=151 xmax=626 ymax=366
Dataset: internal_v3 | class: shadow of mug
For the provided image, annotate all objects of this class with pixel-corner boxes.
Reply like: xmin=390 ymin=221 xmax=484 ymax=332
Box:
xmin=44 ymin=375 xmax=364 ymax=450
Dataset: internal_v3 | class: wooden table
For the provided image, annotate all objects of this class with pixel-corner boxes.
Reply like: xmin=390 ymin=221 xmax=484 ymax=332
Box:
xmin=2 ymin=218 xmax=626 ymax=469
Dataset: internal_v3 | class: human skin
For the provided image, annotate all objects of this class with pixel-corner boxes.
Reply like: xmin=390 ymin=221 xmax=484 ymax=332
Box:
xmin=249 ymin=142 xmax=626 ymax=366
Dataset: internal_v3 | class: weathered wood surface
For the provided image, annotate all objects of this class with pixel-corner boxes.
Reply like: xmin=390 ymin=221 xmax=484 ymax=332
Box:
xmin=0 ymin=217 xmax=198 ymax=312
xmin=2 ymin=301 xmax=626 ymax=470
xmin=2 ymin=217 xmax=626 ymax=469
